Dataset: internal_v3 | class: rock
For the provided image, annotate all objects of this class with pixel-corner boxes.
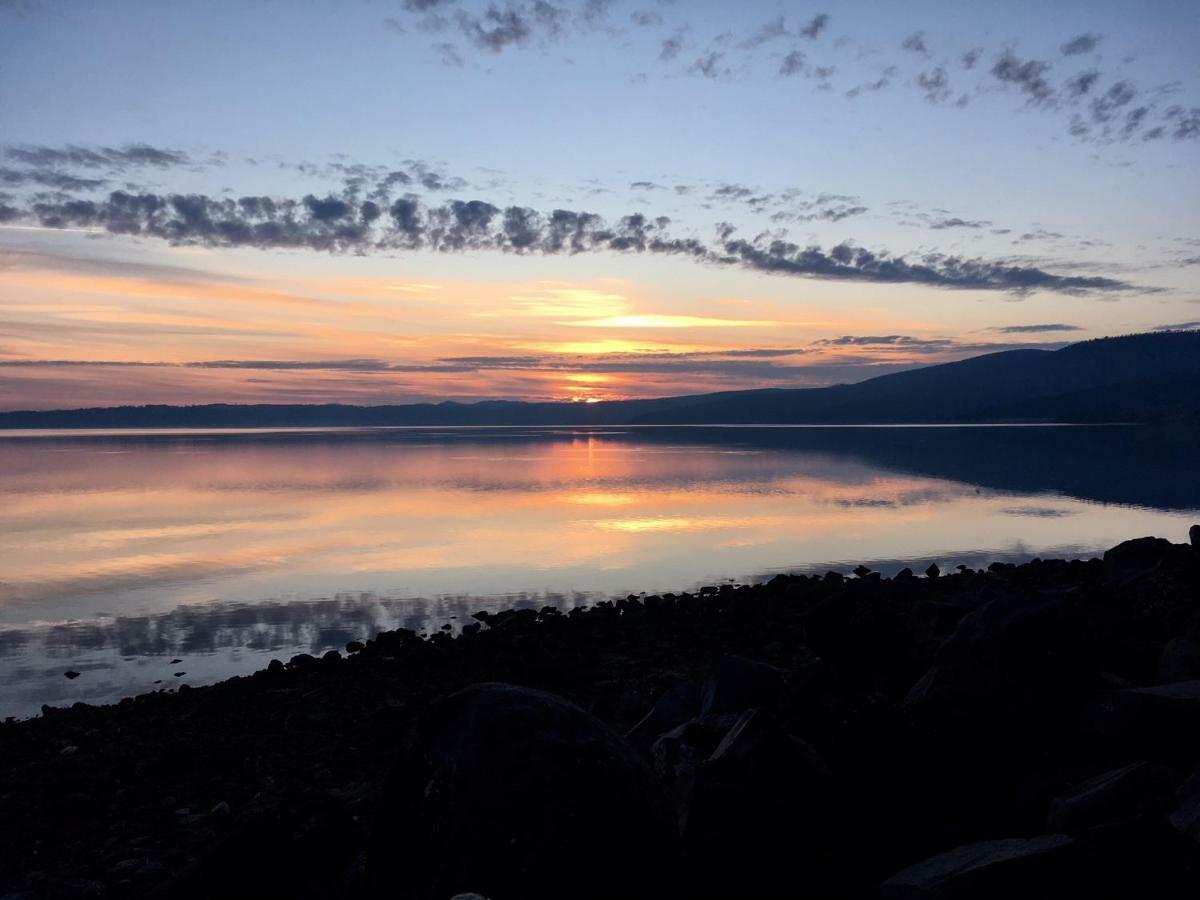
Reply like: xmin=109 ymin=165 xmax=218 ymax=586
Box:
xmin=1086 ymin=680 xmax=1200 ymax=763
xmin=925 ymin=563 xmax=940 ymax=579
xmin=854 ymin=564 xmax=872 ymax=578
xmin=288 ymin=653 xmax=317 ymax=668
xmin=170 ymin=658 xmax=182 ymax=664
xmin=1047 ymin=761 xmax=1178 ymax=833
xmin=266 ymin=659 xmax=284 ymax=675
xmin=173 ymin=671 xmax=186 ymax=678
xmin=881 ymin=835 xmax=1079 ymax=898
xmin=650 ymin=713 xmax=739 ymax=788
xmin=679 ymin=708 xmax=834 ymax=896
xmin=1103 ymin=536 xmax=1174 ymax=580
xmin=1158 ymin=637 xmax=1200 ymax=683
xmin=372 ymin=683 xmax=676 ymax=899
xmin=63 ymin=670 xmax=80 ymax=679
xmin=345 ymin=640 xmax=365 ymax=654
xmin=322 ymin=649 xmax=341 ymax=663
xmin=906 ymin=592 xmax=1097 ymax=718
xmin=1190 ymin=524 xmax=1199 ymax=548
xmin=627 ymin=675 xmax=701 ymax=752
xmin=1169 ymin=770 xmax=1200 ymax=842
xmin=210 ymin=801 xmax=231 ymax=817
xmin=699 ymin=654 xmax=785 ymax=716
xmin=60 ymin=745 xmax=79 ymax=756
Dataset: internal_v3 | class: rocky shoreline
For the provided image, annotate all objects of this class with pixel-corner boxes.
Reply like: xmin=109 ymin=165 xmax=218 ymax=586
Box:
xmin=4 ymin=529 xmax=1200 ymax=898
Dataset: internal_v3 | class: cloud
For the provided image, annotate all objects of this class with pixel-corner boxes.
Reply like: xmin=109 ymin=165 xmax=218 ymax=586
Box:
xmin=630 ymin=9 xmax=661 ymax=27
xmin=8 ymin=187 xmax=1148 ymax=295
xmin=4 ymin=143 xmax=191 ymax=170
xmin=990 ymin=49 xmax=1055 ymax=105
xmin=917 ymin=67 xmax=951 ymax=103
xmin=0 ymin=167 xmax=108 ymax=191
xmin=1061 ymin=33 xmax=1102 ymax=56
xmin=902 ymin=32 xmax=928 ymax=55
xmin=990 ymin=324 xmax=1083 ymax=334
xmin=1151 ymin=321 xmax=1200 ymax=332
xmin=779 ymin=49 xmax=807 ymax=77
xmin=929 ymin=216 xmax=988 ymax=229
xmin=659 ymin=27 xmax=687 ymax=61
xmin=741 ymin=16 xmax=787 ymax=49
xmin=688 ymin=51 xmax=727 ymax=79
xmin=799 ymin=13 xmax=830 ymax=40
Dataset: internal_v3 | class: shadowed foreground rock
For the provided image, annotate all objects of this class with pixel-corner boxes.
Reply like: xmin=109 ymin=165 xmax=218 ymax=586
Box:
xmin=370 ymin=683 xmax=676 ymax=899
xmin=3 ymin=531 xmax=1200 ymax=898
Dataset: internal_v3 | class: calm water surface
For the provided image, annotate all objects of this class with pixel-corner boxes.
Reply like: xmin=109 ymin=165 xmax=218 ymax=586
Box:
xmin=1 ymin=424 xmax=1198 ymax=717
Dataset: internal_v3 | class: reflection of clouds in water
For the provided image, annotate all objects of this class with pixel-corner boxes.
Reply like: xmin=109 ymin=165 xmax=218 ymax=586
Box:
xmin=1002 ymin=506 xmax=1078 ymax=518
xmin=0 ymin=590 xmax=600 ymax=717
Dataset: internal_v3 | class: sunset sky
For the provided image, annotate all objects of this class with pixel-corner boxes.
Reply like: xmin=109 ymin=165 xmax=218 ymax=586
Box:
xmin=0 ymin=0 xmax=1197 ymax=409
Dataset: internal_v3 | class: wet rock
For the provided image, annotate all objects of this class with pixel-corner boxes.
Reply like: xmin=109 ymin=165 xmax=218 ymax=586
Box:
xmin=1047 ymin=761 xmax=1178 ymax=833
xmin=700 ymin=654 xmax=785 ymax=716
xmin=925 ymin=563 xmax=940 ymax=579
xmin=853 ymin=564 xmax=872 ymax=578
xmin=63 ymin=670 xmax=80 ymax=679
xmin=880 ymin=835 xmax=1078 ymax=899
xmin=373 ymin=682 xmax=676 ymax=900
xmin=1086 ymin=680 xmax=1200 ymax=763
xmin=322 ymin=650 xmax=341 ymax=663
xmin=345 ymin=640 xmax=365 ymax=654
xmin=172 ymin=672 xmax=186 ymax=678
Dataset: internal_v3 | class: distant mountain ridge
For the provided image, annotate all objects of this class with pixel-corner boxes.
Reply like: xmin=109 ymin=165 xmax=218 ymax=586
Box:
xmin=2 ymin=331 xmax=1198 ymax=428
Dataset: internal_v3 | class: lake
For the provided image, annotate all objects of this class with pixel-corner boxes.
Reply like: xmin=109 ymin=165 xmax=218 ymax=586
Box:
xmin=1 ymin=424 xmax=1198 ymax=718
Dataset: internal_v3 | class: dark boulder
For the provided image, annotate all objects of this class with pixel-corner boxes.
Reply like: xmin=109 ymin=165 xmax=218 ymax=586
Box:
xmin=371 ymin=683 xmax=676 ymax=900
xmin=1104 ymin=536 xmax=1174 ymax=581
xmin=699 ymin=654 xmax=785 ymax=717
xmin=627 ymin=674 xmax=701 ymax=752
xmin=906 ymin=592 xmax=1098 ymax=718
xmin=880 ymin=835 xmax=1079 ymax=899
xmin=651 ymin=713 xmax=739 ymax=789
xmin=1047 ymin=761 xmax=1178 ymax=833
xmin=679 ymin=708 xmax=835 ymax=896
xmin=1086 ymin=680 xmax=1200 ymax=764
xmin=1190 ymin=524 xmax=1199 ymax=548
xmin=1158 ymin=636 xmax=1200 ymax=683
xmin=1169 ymin=770 xmax=1200 ymax=843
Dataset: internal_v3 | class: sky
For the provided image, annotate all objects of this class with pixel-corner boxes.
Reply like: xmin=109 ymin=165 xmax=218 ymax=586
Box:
xmin=0 ymin=0 xmax=1197 ymax=409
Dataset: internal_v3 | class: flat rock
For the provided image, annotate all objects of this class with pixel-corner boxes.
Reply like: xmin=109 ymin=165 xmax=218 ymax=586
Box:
xmin=880 ymin=835 xmax=1077 ymax=899
xmin=1047 ymin=761 xmax=1178 ymax=833
xmin=1086 ymin=680 xmax=1200 ymax=761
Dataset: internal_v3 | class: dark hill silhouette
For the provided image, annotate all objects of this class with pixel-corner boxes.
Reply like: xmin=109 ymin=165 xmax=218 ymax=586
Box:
xmin=1 ymin=331 xmax=1197 ymax=427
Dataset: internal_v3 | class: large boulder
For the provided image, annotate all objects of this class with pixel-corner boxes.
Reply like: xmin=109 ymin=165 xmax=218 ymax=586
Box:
xmin=1085 ymin=680 xmax=1200 ymax=764
xmin=1158 ymin=637 xmax=1200 ymax=683
xmin=699 ymin=654 xmax=785 ymax=717
xmin=1169 ymin=769 xmax=1200 ymax=844
xmin=905 ymin=592 xmax=1098 ymax=718
xmin=370 ymin=683 xmax=676 ymax=899
xmin=1047 ymin=761 xmax=1179 ymax=833
xmin=880 ymin=835 xmax=1079 ymax=899
xmin=678 ymin=708 xmax=835 ymax=896
xmin=627 ymin=674 xmax=701 ymax=752
xmin=1104 ymin=536 xmax=1175 ymax=581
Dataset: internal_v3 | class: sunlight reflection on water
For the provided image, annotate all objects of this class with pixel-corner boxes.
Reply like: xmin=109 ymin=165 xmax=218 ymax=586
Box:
xmin=1 ymin=424 xmax=1197 ymax=717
